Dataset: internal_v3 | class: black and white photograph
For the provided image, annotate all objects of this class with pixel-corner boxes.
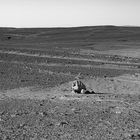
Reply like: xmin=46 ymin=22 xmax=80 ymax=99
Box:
xmin=0 ymin=0 xmax=140 ymax=139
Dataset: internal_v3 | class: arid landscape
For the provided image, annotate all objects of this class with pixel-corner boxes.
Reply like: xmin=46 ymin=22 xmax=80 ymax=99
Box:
xmin=0 ymin=26 xmax=140 ymax=139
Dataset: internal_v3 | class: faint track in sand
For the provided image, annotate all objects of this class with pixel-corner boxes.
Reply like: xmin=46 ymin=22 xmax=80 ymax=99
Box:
xmin=0 ymin=50 xmax=140 ymax=66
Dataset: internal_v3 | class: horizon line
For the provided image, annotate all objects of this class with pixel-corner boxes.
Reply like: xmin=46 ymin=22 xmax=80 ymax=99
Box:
xmin=0 ymin=25 xmax=140 ymax=29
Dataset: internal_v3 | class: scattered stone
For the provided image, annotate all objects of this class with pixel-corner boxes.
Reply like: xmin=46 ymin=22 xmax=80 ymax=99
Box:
xmin=10 ymin=114 xmax=16 ymax=118
xmin=0 ymin=117 xmax=3 ymax=121
xmin=114 ymin=106 xmax=126 ymax=114
xmin=129 ymin=133 xmax=140 ymax=140
xmin=42 ymin=112 xmax=48 ymax=116
xmin=56 ymin=121 xmax=69 ymax=127
xmin=81 ymin=89 xmax=86 ymax=94
xmin=72 ymin=80 xmax=86 ymax=94
xmin=60 ymin=121 xmax=69 ymax=126
xmin=39 ymin=112 xmax=44 ymax=116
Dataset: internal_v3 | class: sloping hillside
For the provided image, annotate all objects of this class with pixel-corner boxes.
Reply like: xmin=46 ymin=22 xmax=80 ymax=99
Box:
xmin=0 ymin=26 xmax=140 ymax=50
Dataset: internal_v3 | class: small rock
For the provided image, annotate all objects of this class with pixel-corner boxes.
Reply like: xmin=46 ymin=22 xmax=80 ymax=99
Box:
xmin=42 ymin=112 xmax=48 ymax=116
xmin=11 ymin=114 xmax=16 ymax=118
xmin=39 ymin=112 xmax=44 ymax=116
xmin=0 ymin=117 xmax=3 ymax=121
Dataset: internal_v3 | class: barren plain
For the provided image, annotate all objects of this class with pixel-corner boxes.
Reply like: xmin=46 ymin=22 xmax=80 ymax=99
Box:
xmin=0 ymin=26 xmax=140 ymax=139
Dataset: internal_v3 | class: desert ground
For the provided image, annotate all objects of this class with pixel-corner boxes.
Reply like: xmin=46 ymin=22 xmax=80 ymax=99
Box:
xmin=0 ymin=26 xmax=140 ymax=139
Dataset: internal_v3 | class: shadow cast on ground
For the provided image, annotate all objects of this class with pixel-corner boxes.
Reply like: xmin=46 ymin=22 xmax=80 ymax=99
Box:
xmin=84 ymin=91 xmax=112 ymax=95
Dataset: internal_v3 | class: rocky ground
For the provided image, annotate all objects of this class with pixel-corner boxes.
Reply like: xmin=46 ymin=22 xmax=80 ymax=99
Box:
xmin=0 ymin=49 xmax=140 ymax=140
xmin=0 ymin=26 xmax=140 ymax=139
xmin=0 ymin=74 xmax=140 ymax=140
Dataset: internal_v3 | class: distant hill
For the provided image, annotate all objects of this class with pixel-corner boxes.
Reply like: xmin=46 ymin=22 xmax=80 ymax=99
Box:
xmin=0 ymin=25 xmax=140 ymax=50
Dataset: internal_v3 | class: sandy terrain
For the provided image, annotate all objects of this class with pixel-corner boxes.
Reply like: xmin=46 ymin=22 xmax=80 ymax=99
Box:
xmin=0 ymin=74 xmax=140 ymax=139
xmin=0 ymin=26 xmax=140 ymax=139
xmin=100 ymin=49 xmax=140 ymax=58
xmin=1 ymin=73 xmax=140 ymax=100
